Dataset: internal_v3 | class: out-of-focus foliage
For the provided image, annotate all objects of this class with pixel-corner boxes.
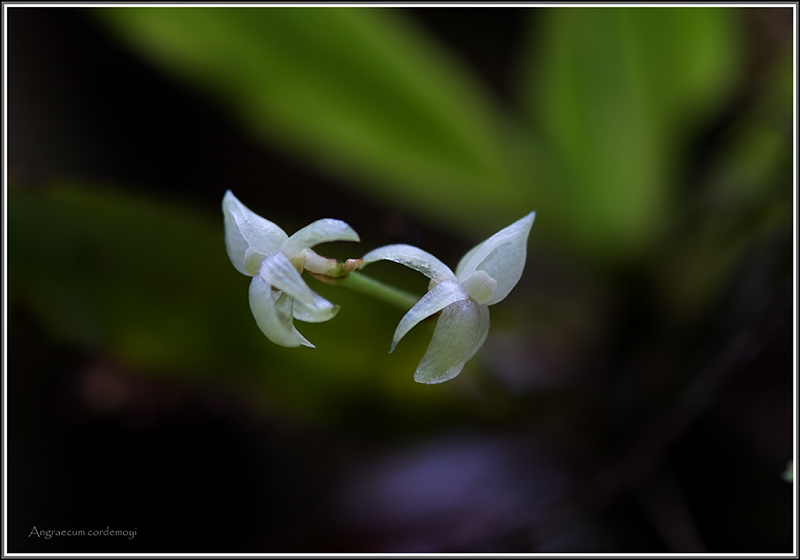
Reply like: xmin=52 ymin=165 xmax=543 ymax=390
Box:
xmin=650 ymin=45 xmax=793 ymax=324
xmin=519 ymin=8 xmax=742 ymax=259
xmin=94 ymin=7 xmax=744 ymax=263
xmin=95 ymin=7 xmax=524 ymax=235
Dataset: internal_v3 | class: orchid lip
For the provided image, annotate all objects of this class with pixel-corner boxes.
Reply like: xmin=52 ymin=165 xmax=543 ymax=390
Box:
xmin=461 ymin=270 xmax=497 ymax=304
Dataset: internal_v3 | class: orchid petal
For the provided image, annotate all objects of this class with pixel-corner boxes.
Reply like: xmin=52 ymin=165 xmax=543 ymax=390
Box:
xmin=257 ymin=252 xmax=339 ymax=321
xmin=390 ymin=281 xmax=468 ymax=353
xmin=223 ymin=191 xmax=288 ymax=274
xmin=256 ymin=252 xmax=322 ymax=306
xmin=361 ymin=244 xmax=457 ymax=284
xmin=281 ymin=218 xmax=360 ymax=260
xmin=292 ymin=297 xmax=340 ymax=323
xmin=455 ymin=212 xmax=536 ymax=306
xmin=248 ymin=274 xmax=314 ymax=348
xmin=413 ymin=299 xmax=491 ymax=384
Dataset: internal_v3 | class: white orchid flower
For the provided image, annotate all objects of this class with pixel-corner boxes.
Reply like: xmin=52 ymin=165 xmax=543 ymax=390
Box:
xmin=361 ymin=212 xmax=536 ymax=384
xmin=223 ymin=190 xmax=359 ymax=348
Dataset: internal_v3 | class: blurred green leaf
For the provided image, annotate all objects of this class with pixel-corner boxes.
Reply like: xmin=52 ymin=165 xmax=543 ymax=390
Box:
xmin=93 ymin=7 xmax=525 ymax=232
xmin=519 ymin=7 xmax=742 ymax=260
xmin=7 ymin=181 xmax=472 ymax=426
xmin=651 ymin=43 xmax=793 ymax=324
xmin=9 ymin=181 xmax=251 ymax=373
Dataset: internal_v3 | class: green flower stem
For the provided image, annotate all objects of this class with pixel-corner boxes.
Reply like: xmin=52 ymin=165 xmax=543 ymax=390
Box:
xmin=337 ymin=271 xmax=419 ymax=311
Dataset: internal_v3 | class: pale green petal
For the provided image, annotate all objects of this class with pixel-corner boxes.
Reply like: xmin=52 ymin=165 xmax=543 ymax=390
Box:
xmin=413 ymin=298 xmax=491 ymax=384
xmin=292 ymin=297 xmax=340 ymax=323
xmin=223 ymin=194 xmax=250 ymax=275
xmin=223 ymin=191 xmax=287 ymax=274
xmin=361 ymin=244 xmax=457 ymax=284
xmin=248 ymin=274 xmax=314 ymax=348
xmin=390 ymin=281 xmax=468 ymax=353
xmin=280 ymin=218 xmax=360 ymax=260
xmin=256 ymin=252 xmax=321 ymax=306
xmin=465 ymin=307 xmax=491 ymax=363
xmin=257 ymin=252 xmax=340 ymax=322
xmin=455 ymin=212 xmax=536 ymax=306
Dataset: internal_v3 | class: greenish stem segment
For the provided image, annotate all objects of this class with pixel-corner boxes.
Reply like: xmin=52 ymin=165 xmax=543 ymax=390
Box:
xmin=338 ymin=271 xmax=419 ymax=311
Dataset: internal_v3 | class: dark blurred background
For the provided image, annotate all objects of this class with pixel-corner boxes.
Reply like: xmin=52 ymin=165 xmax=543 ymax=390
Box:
xmin=6 ymin=6 xmax=795 ymax=553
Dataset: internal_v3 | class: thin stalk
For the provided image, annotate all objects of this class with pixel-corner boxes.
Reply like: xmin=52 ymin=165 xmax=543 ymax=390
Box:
xmin=337 ymin=271 xmax=419 ymax=311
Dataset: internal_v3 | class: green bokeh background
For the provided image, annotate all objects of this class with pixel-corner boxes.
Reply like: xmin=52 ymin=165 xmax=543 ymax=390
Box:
xmin=6 ymin=6 xmax=794 ymax=553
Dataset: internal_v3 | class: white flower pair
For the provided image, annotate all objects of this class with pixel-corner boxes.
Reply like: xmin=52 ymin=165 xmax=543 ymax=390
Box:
xmin=223 ymin=191 xmax=535 ymax=384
